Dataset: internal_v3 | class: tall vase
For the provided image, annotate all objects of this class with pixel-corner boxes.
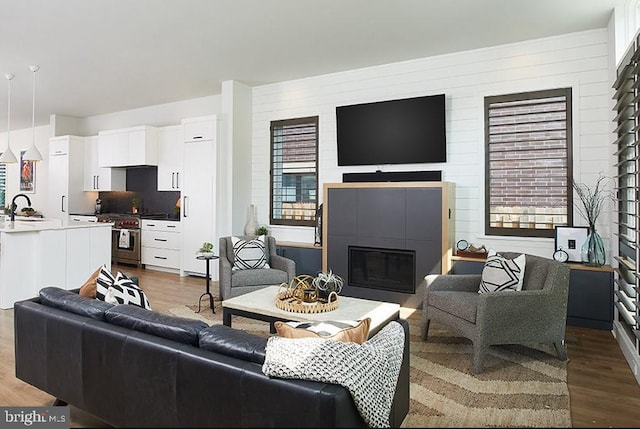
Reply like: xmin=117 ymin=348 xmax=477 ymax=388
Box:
xmin=244 ymin=204 xmax=258 ymax=236
xmin=581 ymin=226 xmax=605 ymax=266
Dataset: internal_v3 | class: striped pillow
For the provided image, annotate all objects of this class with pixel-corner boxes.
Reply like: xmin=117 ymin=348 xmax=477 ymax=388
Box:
xmin=231 ymin=235 xmax=270 ymax=270
xmin=95 ymin=264 xmax=116 ymax=301
xmin=104 ymin=272 xmax=152 ymax=310
xmin=479 ymin=251 xmax=526 ymax=293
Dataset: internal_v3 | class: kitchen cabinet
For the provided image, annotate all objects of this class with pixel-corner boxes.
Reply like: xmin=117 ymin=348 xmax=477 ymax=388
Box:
xmin=98 ymin=125 xmax=159 ymax=167
xmin=181 ymin=116 xmax=218 ymax=278
xmin=141 ymin=219 xmax=181 ymax=270
xmin=83 ymin=136 xmax=126 ymax=191
xmin=47 ymin=136 xmax=95 ymax=221
xmin=70 ymin=215 xmax=98 ymax=223
xmin=157 ymin=125 xmax=183 ymax=191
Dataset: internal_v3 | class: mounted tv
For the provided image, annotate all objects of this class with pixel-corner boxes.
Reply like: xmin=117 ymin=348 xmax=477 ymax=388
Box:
xmin=336 ymin=94 xmax=446 ymax=166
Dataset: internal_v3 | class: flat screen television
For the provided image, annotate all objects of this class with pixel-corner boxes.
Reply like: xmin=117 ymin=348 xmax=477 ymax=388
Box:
xmin=336 ymin=94 xmax=446 ymax=166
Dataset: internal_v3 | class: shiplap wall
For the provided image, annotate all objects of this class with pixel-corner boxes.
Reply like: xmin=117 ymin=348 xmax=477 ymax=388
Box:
xmin=251 ymin=29 xmax=613 ymax=260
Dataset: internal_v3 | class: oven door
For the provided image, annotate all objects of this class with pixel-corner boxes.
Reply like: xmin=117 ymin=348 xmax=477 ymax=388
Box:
xmin=112 ymin=228 xmax=141 ymax=265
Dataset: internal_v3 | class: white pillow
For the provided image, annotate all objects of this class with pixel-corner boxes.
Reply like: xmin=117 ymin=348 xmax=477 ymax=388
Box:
xmin=479 ymin=250 xmax=526 ymax=293
xmin=231 ymin=235 xmax=271 ymax=270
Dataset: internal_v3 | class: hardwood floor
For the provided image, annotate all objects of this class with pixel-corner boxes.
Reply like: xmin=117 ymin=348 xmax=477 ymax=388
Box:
xmin=2 ymin=264 xmax=640 ymax=427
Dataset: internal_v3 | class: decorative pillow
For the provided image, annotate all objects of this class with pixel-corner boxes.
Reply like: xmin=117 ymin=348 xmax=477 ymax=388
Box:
xmin=479 ymin=251 xmax=526 ymax=293
xmin=105 ymin=272 xmax=152 ymax=310
xmin=274 ymin=318 xmax=371 ymax=344
xmin=95 ymin=264 xmax=116 ymax=301
xmin=79 ymin=266 xmax=102 ymax=298
xmin=231 ymin=235 xmax=270 ymax=270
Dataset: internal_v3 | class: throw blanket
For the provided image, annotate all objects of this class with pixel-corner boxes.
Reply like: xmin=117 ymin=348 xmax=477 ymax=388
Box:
xmin=262 ymin=321 xmax=405 ymax=428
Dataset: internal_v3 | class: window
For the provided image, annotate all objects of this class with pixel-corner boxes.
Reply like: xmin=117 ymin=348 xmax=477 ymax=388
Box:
xmin=485 ymin=88 xmax=573 ymax=238
xmin=270 ymin=116 xmax=318 ymax=226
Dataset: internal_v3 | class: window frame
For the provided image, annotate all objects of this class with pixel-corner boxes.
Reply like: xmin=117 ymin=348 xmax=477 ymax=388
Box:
xmin=269 ymin=116 xmax=319 ymax=227
xmin=484 ymin=88 xmax=574 ymax=238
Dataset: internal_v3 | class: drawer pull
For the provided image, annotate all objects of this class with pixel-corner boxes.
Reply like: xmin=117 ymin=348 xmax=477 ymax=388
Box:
xmin=154 ymin=256 xmax=168 ymax=260
xmin=154 ymin=238 xmax=168 ymax=242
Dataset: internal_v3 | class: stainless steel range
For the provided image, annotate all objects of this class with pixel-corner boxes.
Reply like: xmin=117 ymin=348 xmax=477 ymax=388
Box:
xmin=97 ymin=213 xmax=142 ymax=268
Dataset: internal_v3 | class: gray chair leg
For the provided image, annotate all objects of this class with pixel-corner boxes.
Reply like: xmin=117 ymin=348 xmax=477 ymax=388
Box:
xmin=554 ymin=340 xmax=567 ymax=361
xmin=422 ymin=318 xmax=431 ymax=340
xmin=472 ymin=343 xmax=487 ymax=374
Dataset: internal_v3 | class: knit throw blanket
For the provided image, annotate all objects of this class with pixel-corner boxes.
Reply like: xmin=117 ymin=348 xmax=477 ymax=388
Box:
xmin=262 ymin=321 xmax=405 ymax=428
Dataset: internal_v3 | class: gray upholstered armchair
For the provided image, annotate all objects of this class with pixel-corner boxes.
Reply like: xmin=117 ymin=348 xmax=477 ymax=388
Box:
xmin=421 ymin=252 xmax=570 ymax=373
xmin=218 ymin=235 xmax=296 ymax=300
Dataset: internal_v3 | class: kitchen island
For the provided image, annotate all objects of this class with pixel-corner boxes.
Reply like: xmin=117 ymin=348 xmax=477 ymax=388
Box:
xmin=0 ymin=218 xmax=112 ymax=309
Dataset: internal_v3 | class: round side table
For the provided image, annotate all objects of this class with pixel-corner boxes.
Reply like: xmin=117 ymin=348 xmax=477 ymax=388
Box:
xmin=196 ymin=255 xmax=219 ymax=313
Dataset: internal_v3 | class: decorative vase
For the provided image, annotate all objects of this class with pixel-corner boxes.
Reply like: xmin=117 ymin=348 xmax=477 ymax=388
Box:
xmin=581 ymin=227 xmax=605 ymax=266
xmin=244 ymin=204 xmax=258 ymax=235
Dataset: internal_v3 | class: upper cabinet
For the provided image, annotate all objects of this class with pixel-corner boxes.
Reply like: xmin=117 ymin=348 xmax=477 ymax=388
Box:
xmin=184 ymin=118 xmax=216 ymax=142
xmin=98 ymin=125 xmax=159 ymax=167
xmin=83 ymin=136 xmax=125 ymax=191
xmin=157 ymin=125 xmax=183 ymax=191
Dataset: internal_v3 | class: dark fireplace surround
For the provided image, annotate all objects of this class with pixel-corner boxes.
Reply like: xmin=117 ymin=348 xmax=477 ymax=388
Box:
xmin=324 ymin=182 xmax=454 ymax=309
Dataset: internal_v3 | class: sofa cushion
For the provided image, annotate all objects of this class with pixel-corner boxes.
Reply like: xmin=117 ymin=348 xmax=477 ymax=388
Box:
xmin=231 ymin=235 xmax=270 ymax=270
xmin=429 ymin=291 xmax=478 ymax=324
xmin=274 ymin=318 xmax=371 ymax=344
xmin=104 ymin=305 xmax=208 ymax=346
xmin=198 ymin=324 xmax=268 ymax=364
xmin=39 ymin=286 xmax=114 ymax=321
xmin=230 ymin=268 xmax=288 ymax=287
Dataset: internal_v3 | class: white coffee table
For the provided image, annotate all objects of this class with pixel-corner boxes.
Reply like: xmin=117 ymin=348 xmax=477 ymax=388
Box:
xmin=222 ymin=286 xmax=400 ymax=337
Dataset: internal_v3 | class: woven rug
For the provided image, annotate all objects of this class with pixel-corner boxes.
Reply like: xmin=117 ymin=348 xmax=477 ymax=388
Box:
xmin=168 ymin=303 xmax=571 ymax=428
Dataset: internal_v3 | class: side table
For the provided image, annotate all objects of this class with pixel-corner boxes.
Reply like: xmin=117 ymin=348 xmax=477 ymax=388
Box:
xmin=196 ymin=255 xmax=219 ymax=313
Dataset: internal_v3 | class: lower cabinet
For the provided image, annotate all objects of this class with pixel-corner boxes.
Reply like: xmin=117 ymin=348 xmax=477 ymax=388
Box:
xmin=141 ymin=220 xmax=181 ymax=270
xmin=276 ymin=243 xmax=322 ymax=276
xmin=450 ymin=257 xmax=614 ymax=330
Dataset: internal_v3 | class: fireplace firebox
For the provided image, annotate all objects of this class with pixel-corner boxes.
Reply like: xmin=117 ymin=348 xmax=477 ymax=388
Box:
xmin=348 ymin=246 xmax=416 ymax=294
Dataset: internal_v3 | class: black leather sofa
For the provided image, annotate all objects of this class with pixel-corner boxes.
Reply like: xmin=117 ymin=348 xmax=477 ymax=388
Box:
xmin=14 ymin=287 xmax=410 ymax=428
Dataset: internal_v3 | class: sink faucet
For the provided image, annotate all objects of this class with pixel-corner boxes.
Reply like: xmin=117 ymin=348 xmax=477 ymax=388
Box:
xmin=10 ymin=194 xmax=32 ymax=222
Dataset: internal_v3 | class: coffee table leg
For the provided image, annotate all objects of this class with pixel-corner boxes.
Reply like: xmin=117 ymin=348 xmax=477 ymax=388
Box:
xmin=223 ymin=308 xmax=232 ymax=327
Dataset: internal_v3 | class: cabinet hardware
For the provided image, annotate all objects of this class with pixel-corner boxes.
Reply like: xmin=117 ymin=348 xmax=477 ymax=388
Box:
xmin=154 ymin=256 xmax=168 ymax=260
xmin=154 ymin=238 xmax=167 ymax=242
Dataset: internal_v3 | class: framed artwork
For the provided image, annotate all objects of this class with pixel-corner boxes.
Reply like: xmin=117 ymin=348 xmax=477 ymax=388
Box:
xmin=554 ymin=226 xmax=588 ymax=263
xmin=20 ymin=150 xmax=35 ymax=193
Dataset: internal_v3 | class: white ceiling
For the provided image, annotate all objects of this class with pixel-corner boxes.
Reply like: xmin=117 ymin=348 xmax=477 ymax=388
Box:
xmin=0 ymin=0 xmax=624 ymax=131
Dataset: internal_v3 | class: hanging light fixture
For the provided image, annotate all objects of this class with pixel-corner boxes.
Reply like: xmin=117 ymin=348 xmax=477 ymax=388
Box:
xmin=23 ymin=65 xmax=42 ymax=161
xmin=0 ymin=73 xmax=17 ymax=164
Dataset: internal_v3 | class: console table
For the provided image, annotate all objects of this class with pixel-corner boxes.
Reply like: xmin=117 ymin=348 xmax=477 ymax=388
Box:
xmin=451 ymin=256 xmax=613 ymax=330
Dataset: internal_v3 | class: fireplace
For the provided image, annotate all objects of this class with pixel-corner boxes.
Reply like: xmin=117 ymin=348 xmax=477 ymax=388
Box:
xmin=348 ymin=246 xmax=415 ymax=294
xmin=324 ymin=182 xmax=455 ymax=308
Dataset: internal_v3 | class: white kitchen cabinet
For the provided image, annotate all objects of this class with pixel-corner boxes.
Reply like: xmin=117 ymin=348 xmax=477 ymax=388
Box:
xmin=70 ymin=215 xmax=98 ymax=223
xmin=181 ymin=116 xmax=218 ymax=278
xmin=142 ymin=219 xmax=181 ymax=270
xmin=83 ymin=136 xmax=126 ymax=191
xmin=98 ymin=125 xmax=159 ymax=167
xmin=47 ymin=136 xmax=95 ymax=221
xmin=157 ymin=125 xmax=183 ymax=191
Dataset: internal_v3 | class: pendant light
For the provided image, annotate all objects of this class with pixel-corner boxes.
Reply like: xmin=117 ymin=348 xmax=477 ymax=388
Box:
xmin=0 ymin=73 xmax=17 ymax=164
xmin=23 ymin=65 xmax=43 ymax=161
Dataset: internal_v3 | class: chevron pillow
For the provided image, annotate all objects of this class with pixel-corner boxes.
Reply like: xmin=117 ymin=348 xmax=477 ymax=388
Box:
xmin=479 ymin=251 xmax=526 ymax=293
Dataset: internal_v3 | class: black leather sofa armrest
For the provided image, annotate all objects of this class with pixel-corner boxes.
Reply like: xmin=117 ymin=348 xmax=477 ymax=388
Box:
xmin=39 ymin=286 xmax=113 ymax=321
xmin=198 ymin=324 xmax=268 ymax=364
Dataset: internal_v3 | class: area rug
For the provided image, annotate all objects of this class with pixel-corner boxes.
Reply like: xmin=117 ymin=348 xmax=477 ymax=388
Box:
xmin=168 ymin=304 xmax=571 ymax=428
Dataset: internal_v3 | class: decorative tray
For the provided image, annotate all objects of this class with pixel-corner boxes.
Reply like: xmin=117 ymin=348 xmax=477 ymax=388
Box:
xmin=275 ymin=275 xmax=339 ymax=314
